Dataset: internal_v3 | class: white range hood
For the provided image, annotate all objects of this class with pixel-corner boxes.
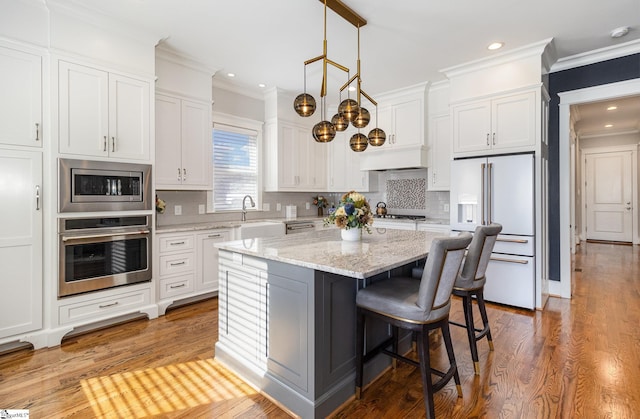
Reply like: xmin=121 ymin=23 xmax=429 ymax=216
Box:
xmin=359 ymin=145 xmax=428 ymax=171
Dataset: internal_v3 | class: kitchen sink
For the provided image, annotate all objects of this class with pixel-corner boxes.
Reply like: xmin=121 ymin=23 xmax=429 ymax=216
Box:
xmin=238 ymin=221 xmax=286 ymax=239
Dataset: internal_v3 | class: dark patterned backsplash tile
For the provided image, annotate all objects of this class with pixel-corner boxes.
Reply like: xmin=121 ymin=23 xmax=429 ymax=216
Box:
xmin=387 ymin=178 xmax=426 ymax=209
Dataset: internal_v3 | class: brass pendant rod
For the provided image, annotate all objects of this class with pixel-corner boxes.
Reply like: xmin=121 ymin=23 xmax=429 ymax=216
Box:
xmin=304 ymin=54 xmax=326 ymax=66
xmin=326 ymin=59 xmax=349 ymax=73
xmin=360 ymin=89 xmax=377 ymax=107
xmin=339 ymin=73 xmax=359 ymax=91
xmin=356 ymin=24 xmax=362 ymax=105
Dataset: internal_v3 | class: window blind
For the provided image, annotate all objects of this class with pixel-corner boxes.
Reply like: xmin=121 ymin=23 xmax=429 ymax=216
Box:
xmin=212 ymin=127 xmax=258 ymax=211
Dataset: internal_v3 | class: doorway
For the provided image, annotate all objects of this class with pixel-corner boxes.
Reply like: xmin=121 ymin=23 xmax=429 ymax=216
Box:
xmin=557 ymin=78 xmax=640 ymax=299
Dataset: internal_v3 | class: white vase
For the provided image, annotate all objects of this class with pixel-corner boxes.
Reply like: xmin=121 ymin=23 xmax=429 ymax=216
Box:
xmin=341 ymin=228 xmax=361 ymax=241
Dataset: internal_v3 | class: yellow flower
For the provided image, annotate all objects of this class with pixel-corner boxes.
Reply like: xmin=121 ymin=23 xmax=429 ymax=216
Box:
xmin=334 ymin=206 xmax=346 ymax=216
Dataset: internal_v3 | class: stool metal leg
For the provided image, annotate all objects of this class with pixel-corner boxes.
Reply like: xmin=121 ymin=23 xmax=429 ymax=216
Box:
xmin=417 ymin=326 xmax=436 ymax=419
xmin=461 ymin=293 xmax=481 ymax=375
xmin=476 ymin=291 xmax=494 ymax=351
xmin=441 ymin=321 xmax=463 ymax=398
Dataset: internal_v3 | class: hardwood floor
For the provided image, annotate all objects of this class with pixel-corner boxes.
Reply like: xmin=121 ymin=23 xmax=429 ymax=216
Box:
xmin=1 ymin=242 xmax=638 ymax=418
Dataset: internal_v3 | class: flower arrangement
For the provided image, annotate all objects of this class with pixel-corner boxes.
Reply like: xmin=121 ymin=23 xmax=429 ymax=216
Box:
xmin=156 ymin=196 xmax=166 ymax=214
xmin=312 ymin=195 xmax=328 ymax=208
xmin=324 ymin=191 xmax=374 ymax=232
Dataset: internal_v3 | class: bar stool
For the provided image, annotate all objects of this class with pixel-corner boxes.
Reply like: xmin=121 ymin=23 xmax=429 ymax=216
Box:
xmin=355 ymin=233 xmax=473 ymax=419
xmin=450 ymin=223 xmax=502 ymax=375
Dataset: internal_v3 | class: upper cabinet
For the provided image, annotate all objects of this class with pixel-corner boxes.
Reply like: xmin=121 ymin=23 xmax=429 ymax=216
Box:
xmin=0 ymin=45 xmax=42 ymax=148
xmin=451 ymin=90 xmax=536 ymax=156
xmin=58 ymin=60 xmax=151 ymax=161
xmin=264 ymin=119 xmax=327 ymax=192
xmin=156 ymin=94 xmax=211 ymax=189
xmin=327 ymin=128 xmax=374 ymax=193
xmin=359 ymin=82 xmax=429 ymax=171
xmin=427 ymin=81 xmax=451 ymax=191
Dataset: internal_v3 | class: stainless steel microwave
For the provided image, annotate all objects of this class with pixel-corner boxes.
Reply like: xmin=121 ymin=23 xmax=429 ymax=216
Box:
xmin=59 ymin=158 xmax=152 ymax=212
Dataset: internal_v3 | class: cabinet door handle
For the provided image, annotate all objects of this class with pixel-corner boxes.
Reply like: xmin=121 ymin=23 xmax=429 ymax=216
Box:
xmin=170 ymin=283 xmax=186 ymax=289
xmin=103 ymin=136 xmax=108 ymax=152
xmin=182 ymin=168 xmax=187 ymax=180
xmin=496 ymin=237 xmax=529 ymax=244
xmin=177 ymin=168 xmax=181 ymax=180
xmin=35 ymin=185 xmax=40 ymax=210
xmin=35 ymin=123 xmax=40 ymax=142
xmin=99 ymin=301 xmax=119 ymax=309
xmin=170 ymin=241 xmax=185 ymax=246
xmin=111 ymin=136 xmax=116 ymax=152
xmin=492 ymin=132 xmax=496 ymax=145
xmin=490 ymin=257 xmax=529 ymax=265
xmin=486 ymin=133 xmax=490 ymax=146
xmin=170 ymin=261 xmax=186 ymax=266
xmin=208 ymin=234 xmax=222 ymax=238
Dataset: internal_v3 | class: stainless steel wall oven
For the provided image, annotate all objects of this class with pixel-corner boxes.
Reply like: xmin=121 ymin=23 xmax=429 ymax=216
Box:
xmin=58 ymin=216 xmax=152 ymax=297
xmin=59 ymin=158 xmax=151 ymax=212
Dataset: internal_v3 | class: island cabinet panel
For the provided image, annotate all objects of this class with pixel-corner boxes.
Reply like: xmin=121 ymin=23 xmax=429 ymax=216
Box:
xmin=266 ymin=267 xmax=311 ymax=393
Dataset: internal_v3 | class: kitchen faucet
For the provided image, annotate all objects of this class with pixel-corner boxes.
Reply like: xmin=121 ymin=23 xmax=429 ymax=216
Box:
xmin=241 ymin=195 xmax=255 ymax=221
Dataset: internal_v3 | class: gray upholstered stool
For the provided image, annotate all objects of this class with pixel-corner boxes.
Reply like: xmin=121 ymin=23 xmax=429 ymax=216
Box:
xmin=449 ymin=223 xmax=502 ymax=375
xmin=355 ymin=233 xmax=472 ymax=419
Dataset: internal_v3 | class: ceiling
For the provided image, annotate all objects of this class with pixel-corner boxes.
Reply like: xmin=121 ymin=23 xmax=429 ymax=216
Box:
xmin=573 ymin=95 xmax=640 ymax=138
xmin=57 ymin=0 xmax=640 ymax=137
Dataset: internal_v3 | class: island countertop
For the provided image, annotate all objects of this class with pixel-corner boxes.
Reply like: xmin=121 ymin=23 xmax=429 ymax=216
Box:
xmin=216 ymin=228 xmax=447 ymax=279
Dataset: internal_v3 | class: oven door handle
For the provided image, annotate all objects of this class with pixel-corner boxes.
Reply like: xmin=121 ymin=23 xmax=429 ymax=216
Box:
xmin=62 ymin=230 xmax=150 ymax=242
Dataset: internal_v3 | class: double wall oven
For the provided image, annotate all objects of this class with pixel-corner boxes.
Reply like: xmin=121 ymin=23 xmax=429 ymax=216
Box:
xmin=58 ymin=159 xmax=153 ymax=297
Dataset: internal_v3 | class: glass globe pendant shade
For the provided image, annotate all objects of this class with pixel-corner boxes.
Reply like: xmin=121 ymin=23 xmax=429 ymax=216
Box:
xmin=293 ymin=93 xmax=316 ymax=117
xmin=352 ymin=107 xmax=370 ymax=129
xmin=368 ymin=127 xmax=386 ymax=146
xmin=331 ymin=113 xmax=349 ymax=131
xmin=349 ymin=132 xmax=368 ymax=152
xmin=313 ymin=120 xmax=336 ymax=143
xmin=338 ymin=98 xmax=360 ymax=122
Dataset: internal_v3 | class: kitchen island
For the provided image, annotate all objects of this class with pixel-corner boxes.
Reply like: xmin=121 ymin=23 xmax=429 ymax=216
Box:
xmin=215 ymin=228 xmax=446 ymax=418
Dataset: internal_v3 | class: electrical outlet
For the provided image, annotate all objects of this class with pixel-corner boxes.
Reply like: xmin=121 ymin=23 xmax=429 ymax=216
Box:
xmin=262 ymin=203 xmax=270 ymax=211
xmin=443 ymin=203 xmax=449 ymax=212
xmin=306 ymin=202 xmax=310 ymax=210
xmin=276 ymin=203 xmax=281 ymax=211
xmin=198 ymin=204 xmax=205 ymax=214
xmin=174 ymin=205 xmax=182 ymax=215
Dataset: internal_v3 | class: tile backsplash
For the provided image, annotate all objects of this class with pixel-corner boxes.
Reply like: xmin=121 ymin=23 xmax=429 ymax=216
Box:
xmin=387 ymin=178 xmax=426 ymax=210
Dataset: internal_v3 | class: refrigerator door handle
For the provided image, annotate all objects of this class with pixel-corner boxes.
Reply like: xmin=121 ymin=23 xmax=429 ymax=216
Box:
xmin=487 ymin=162 xmax=493 ymax=224
xmin=481 ymin=163 xmax=486 ymax=225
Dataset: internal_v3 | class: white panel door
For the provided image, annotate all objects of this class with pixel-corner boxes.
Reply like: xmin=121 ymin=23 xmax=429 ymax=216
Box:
xmin=155 ymin=94 xmax=182 ymax=187
xmin=0 ymin=149 xmax=42 ymax=338
xmin=0 ymin=46 xmax=42 ymax=147
xmin=585 ymin=151 xmax=633 ymax=242
xmin=108 ymin=73 xmax=150 ymax=160
xmin=58 ymin=61 xmax=109 ymax=156
xmin=181 ymin=100 xmax=211 ymax=187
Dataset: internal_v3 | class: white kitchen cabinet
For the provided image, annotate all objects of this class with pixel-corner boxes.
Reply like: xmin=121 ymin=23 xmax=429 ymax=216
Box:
xmin=157 ymin=233 xmax=196 ymax=306
xmin=264 ymin=120 xmax=327 ymax=192
xmin=0 ymin=45 xmax=42 ymax=148
xmin=452 ymin=90 xmax=536 ymax=156
xmin=0 ymin=148 xmax=42 ymax=339
xmin=416 ymin=222 xmax=451 ymax=234
xmin=58 ymin=60 xmax=150 ymax=160
xmin=156 ymin=94 xmax=211 ymax=189
xmin=371 ymin=219 xmax=417 ymax=231
xmin=427 ymin=113 xmax=451 ymax=191
xmin=376 ymin=97 xmax=423 ymax=148
xmin=327 ymin=128 xmax=372 ymax=193
xmin=196 ymin=229 xmax=231 ymax=292
xmin=58 ymin=287 xmax=151 ymax=326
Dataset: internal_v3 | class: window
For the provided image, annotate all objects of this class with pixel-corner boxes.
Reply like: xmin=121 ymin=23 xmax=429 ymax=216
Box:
xmin=212 ymin=124 xmax=259 ymax=211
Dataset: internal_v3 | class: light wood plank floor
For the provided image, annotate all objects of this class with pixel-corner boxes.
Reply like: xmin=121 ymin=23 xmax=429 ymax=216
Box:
xmin=1 ymin=242 xmax=638 ymax=418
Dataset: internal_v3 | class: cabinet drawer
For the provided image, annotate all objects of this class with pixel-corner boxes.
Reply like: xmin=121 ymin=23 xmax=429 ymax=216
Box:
xmin=158 ymin=234 xmax=194 ymax=253
xmin=493 ymin=234 xmax=534 ymax=256
xmin=159 ymin=274 xmax=195 ymax=299
xmin=59 ymin=288 xmax=150 ymax=325
xmin=159 ymin=252 xmax=195 ymax=276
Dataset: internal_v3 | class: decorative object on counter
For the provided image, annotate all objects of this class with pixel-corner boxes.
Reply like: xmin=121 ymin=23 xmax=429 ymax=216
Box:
xmin=324 ymin=191 xmax=373 ymax=239
xmin=155 ymin=196 xmax=166 ymax=214
xmin=375 ymin=201 xmax=387 ymax=216
xmin=293 ymin=0 xmax=385 ymax=151
xmin=313 ymin=195 xmax=328 ymax=216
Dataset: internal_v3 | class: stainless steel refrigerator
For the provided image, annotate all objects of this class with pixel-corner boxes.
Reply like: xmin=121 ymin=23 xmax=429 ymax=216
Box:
xmin=450 ymin=153 xmax=535 ymax=309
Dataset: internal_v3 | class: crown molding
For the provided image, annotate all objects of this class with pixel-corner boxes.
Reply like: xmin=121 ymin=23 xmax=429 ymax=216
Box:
xmin=155 ymin=44 xmax=218 ymax=75
xmin=551 ymin=39 xmax=640 ymax=73
xmin=212 ymin=77 xmax=266 ymax=101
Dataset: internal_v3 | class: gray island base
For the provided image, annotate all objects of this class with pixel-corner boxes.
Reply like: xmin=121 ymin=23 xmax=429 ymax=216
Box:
xmin=215 ymin=228 xmax=446 ymax=418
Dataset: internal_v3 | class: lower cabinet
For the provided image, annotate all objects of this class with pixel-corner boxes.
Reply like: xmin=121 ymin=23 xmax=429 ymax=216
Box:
xmin=156 ymin=228 xmax=230 ymax=314
xmin=58 ymin=287 xmax=151 ymax=325
xmin=0 ymin=148 xmax=42 ymax=341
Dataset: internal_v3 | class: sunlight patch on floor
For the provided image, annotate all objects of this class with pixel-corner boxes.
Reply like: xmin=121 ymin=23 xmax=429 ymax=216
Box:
xmin=80 ymin=358 xmax=256 ymax=417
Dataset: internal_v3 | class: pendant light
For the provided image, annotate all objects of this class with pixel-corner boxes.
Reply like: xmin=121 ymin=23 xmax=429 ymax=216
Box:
xmin=350 ymin=132 xmax=368 ymax=152
xmin=367 ymin=106 xmax=386 ymax=146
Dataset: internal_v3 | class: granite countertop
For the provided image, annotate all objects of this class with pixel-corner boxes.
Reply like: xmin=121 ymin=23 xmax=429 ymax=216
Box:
xmin=156 ymin=216 xmax=325 ymax=233
xmin=216 ymin=228 xmax=447 ymax=279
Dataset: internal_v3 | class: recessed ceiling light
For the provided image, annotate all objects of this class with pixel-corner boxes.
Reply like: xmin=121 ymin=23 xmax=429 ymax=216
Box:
xmin=605 ymin=124 xmax=613 ymax=128
xmin=227 ymin=72 xmax=235 ymax=78
xmin=610 ymin=26 xmax=630 ymax=38
xmin=487 ymin=42 xmax=504 ymax=51
xmin=258 ymin=83 xmax=266 ymax=88
xmin=607 ymin=105 xmax=617 ymax=111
